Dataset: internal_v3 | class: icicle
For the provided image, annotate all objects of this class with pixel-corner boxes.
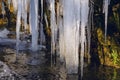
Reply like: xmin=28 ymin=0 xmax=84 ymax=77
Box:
xmin=103 ymin=0 xmax=110 ymax=42
xmin=62 ymin=0 xmax=80 ymax=74
xmin=21 ymin=0 xmax=28 ymax=30
xmin=50 ymin=0 xmax=57 ymax=54
xmin=1 ymin=2 xmax=5 ymax=18
xmin=80 ymin=0 xmax=89 ymax=78
xmin=58 ymin=0 xmax=65 ymax=61
xmin=24 ymin=0 xmax=30 ymax=11
xmin=16 ymin=0 xmax=22 ymax=53
xmin=29 ymin=0 xmax=39 ymax=51
xmin=87 ymin=0 xmax=94 ymax=64
xmin=40 ymin=0 xmax=45 ymax=45
xmin=50 ymin=0 xmax=58 ymax=65
xmin=8 ymin=0 xmax=11 ymax=9
xmin=12 ymin=0 xmax=18 ymax=12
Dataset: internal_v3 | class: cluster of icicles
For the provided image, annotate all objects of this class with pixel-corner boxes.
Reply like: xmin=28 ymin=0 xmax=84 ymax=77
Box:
xmin=1 ymin=0 xmax=110 ymax=79
xmin=49 ymin=0 xmax=110 ymax=78
xmin=6 ymin=0 xmax=45 ymax=51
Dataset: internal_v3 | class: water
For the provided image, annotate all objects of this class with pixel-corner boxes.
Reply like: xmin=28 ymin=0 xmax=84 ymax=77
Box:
xmin=0 ymin=45 xmax=120 ymax=79
xmin=83 ymin=66 xmax=120 ymax=80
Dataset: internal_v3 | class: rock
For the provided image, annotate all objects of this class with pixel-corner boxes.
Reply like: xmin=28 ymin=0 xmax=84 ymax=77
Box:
xmin=0 ymin=61 xmax=13 ymax=78
xmin=3 ymin=53 xmax=16 ymax=63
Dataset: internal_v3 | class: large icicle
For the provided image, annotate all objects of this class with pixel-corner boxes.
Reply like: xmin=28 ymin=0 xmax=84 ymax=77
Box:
xmin=50 ymin=0 xmax=58 ymax=65
xmin=29 ymin=0 xmax=39 ymax=51
xmin=87 ymin=1 xmax=94 ymax=64
xmin=103 ymin=0 xmax=110 ymax=41
xmin=50 ymin=0 xmax=57 ymax=54
xmin=40 ymin=0 xmax=45 ymax=45
xmin=80 ymin=0 xmax=89 ymax=78
xmin=58 ymin=0 xmax=65 ymax=61
xmin=15 ymin=0 xmax=29 ymax=52
xmin=16 ymin=0 xmax=22 ymax=53
xmin=62 ymin=0 xmax=80 ymax=74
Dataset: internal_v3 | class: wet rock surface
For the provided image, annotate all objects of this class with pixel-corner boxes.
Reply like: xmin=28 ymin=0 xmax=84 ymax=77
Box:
xmin=0 ymin=44 xmax=67 ymax=80
xmin=1 ymin=44 xmax=120 ymax=80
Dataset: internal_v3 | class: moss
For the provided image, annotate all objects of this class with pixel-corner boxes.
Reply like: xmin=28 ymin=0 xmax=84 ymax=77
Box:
xmin=96 ymin=26 xmax=120 ymax=68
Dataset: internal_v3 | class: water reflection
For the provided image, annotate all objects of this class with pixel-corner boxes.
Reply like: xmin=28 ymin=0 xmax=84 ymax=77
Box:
xmin=112 ymin=68 xmax=117 ymax=80
xmin=82 ymin=65 xmax=120 ymax=80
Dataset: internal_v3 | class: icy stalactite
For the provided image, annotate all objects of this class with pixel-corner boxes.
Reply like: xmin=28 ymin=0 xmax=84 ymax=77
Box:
xmin=21 ymin=0 xmax=28 ymax=31
xmin=49 ymin=0 xmax=58 ymax=65
xmin=40 ymin=0 xmax=45 ymax=45
xmin=16 ymin=0 xmax=22 ymax=53
xmin=1 ymin=2 xmax=5 ymax=18
xmin=29 ymin=0 xmax=39 ymax=51
xmin=87 ymin=1 xmax=94 ymax=64
xmin=58 ymin=0 xmax=65 ymax=61
xmin=10 ymin=0 xmax=93 ymax=77
xmin=15 ymin=0 xmax=30 ymax=52
xmin=73 ymin=0 xmax=81 ymax=74
xmin=103 ymin=0 xmax=110 ymax=42
xmin=50 ymin=0 xmax=57 ymax=54
xmin=62 ymin=0 xmax=80 ymax=74
xmin=57 ymin=0 xmax=90 ymax=75
xmin=13 ymin=0 xmax=39 ymax=52
xmin=80 ymin=0 xmax=89 ymax=78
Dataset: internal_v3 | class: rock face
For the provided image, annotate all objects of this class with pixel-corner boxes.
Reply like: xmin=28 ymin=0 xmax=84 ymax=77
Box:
xmin=0 ymin=44 xmax=67 ymax=80
xmin=0 ymin=61 xmax=11 ymax=78
xmin=0 ymin=61 xmax=24 ymax=80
